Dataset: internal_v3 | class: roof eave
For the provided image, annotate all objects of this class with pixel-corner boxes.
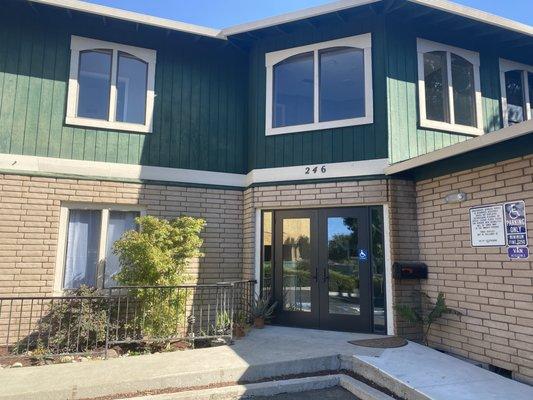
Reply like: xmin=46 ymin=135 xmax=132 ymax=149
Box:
xmin=385 ymin=120 xmax=533 ymax=176
xmin=30 ymin=0 xmax=225 ymax=39
xmin=220 ymin=0 xmax=380 ymax=36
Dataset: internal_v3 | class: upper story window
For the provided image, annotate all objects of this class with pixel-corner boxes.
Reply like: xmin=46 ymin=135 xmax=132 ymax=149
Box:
xmin=499 ymin=59 xmax=533 ymax=127
xmin=417 ymin=39 xmax=483 ymax=136
xmin=265 ymin=34 xmax=373 ymax=136
xmin=66 ymin=36 xmax=156 ymax=133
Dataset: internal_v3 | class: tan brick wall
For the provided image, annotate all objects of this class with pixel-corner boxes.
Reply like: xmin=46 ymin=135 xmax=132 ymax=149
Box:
xmin=414 ymin=154 xmax=533 ymax=383
xmin=243 ymin=179 xmax=389 ymax=279
xmin=242 ymin=178 xmax=419 ymax=335
xmin=0 ymin=174 xmax=243 ymax=295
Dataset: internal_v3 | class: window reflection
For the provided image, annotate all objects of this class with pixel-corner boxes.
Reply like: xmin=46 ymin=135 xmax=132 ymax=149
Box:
xmin=116 ymin=52 xmax=148 ymax=124
xmin=452 ymin=54 xmax=476 ymax=127
xmin=77 ymin=49 xmax=112 ymax=120
xmin=371 ymin=207 xmax=385 ymax=333
xmin=505 ymin=70 xmax=525 ymax=125
xmin=262 ymin=212 xmax=273 ymax=297
xmin=529 ymin=72 xmax=533 ymax=117
xmin=282 ymin=218 xmax=311 ymax=312
xmin=273 ymin=52 xmax=314 ymax=128
xmin=327 ymin=217 xmax=360 ymax=316
xmin=423 ymin=51 xmax=450 ymax=123
xmin=319 ymin=47 xmax=365 ymax=122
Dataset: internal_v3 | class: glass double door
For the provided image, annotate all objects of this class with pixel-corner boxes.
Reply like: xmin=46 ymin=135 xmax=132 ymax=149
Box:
xmin=273 ymin=208 xmax=371 ymax=332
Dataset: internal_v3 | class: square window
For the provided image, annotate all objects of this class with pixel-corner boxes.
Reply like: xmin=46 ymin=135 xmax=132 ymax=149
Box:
xmin=265 ymin=34 xmax=373 ymax=136
xmin=66 ymin=36 xmax=156 ymax=133
xmin=417 ymin=38 xmax=483 ymax=136
xmin=58 ymin=206 xmax=141 ymax=291
xmin=63 ymin=209 xmax=102 ymax=289
xmin=499 ymin=59 xmax=533 ymax=127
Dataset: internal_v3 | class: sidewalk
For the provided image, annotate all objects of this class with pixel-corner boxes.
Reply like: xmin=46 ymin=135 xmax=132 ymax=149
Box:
xmin=0 ymin=326 xmax=531 ymax=400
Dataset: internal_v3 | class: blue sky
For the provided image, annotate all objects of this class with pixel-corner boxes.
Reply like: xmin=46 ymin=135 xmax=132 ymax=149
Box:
xmin=86 ymin=0 xmax=532 ymax=28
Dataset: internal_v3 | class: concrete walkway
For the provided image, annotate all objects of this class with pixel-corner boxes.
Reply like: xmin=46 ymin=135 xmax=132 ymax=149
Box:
xmin=0 ymin=326 xmax=531 ymax=400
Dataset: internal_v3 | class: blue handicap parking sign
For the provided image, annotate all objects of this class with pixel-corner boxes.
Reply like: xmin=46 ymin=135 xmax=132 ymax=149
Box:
xmin=504 ymin=201 xmax=529 ymax=260
xmin=508 ymin=247 xmax=529 ymax=259
xmin=358 ymin=249 xmax=368 ymax=261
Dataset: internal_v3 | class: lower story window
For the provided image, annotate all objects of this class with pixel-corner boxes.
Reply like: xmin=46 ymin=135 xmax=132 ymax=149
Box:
xmin=60 ymin=206 xmax=140 ymax=290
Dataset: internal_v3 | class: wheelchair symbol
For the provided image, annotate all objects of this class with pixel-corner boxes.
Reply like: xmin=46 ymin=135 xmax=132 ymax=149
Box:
xmin=508 ymin=204 xmax=521 ymax=220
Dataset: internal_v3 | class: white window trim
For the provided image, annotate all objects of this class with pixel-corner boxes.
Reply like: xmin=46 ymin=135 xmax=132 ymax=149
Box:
xmin=499 ymin=58 xmax=533 ymax=127
xmin=66 ymin=35 xmax=157 ymax=133
xmin=417 ymin=38 xmax=483 ymax=136
xmin=265 ymin=33 xmax=373 ymax=136
xmin=54 ymin=203 xmax=146 ymax=294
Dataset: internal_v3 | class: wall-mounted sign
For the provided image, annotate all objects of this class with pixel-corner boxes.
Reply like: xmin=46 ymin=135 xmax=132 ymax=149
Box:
xmin=470 ymin=205 xmax=506 ymax=247
xmin=504 ymin=201 xmax=529 ymax=260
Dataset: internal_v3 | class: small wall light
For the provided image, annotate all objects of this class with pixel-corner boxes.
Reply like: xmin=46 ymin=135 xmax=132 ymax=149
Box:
xmin=444 ymin=192 xmax=467 ymax=204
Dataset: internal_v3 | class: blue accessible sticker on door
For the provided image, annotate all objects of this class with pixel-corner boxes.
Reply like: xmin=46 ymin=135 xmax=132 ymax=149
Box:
xmin=358 ymin=249 xmax=368 ymax=261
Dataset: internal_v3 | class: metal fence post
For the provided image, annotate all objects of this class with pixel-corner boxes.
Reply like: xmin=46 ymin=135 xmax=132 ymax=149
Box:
xmin=105 ymin=294 xmax=112 ymax=359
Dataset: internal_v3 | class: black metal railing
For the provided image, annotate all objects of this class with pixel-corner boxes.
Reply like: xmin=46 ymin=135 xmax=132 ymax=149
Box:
xmin=0 ymin=280 xmax=255 ymax=359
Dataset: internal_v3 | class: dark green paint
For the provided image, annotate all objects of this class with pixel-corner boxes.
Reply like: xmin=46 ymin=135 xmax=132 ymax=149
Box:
xmin=384 ymin=19 xmax=504 ymax=164
xmin=246 ymin=14 xmax=389 ymax=171
xmin=0 ymin=3 xmax=248 ymax=174
xmin=0 ymin=1 xmax=531 ymax=177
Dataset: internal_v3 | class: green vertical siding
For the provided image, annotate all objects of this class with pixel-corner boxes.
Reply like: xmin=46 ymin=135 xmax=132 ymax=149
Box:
xmin=246 ymin=14 xmax=389 ymax=171
xmin=0 ymin=6 xmax=247 ymax=174
xmin=385 ymin=23 xmax=503 ymax=164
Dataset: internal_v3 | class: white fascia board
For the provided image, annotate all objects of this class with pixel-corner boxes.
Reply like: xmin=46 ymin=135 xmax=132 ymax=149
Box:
xmin=0 ymin=154 xmax=389 ymax=188
xmin=385 ymin=120 xmax=533 ymax=175
xmin=409 ymin=0 xmax=533 ymax=37
xmin=0 ymin=154 xmax=245 ymax=187
xmin=222 ymin=0 xmax=532 ymax=38
xmin=30 ymin=0 xmax=224 ymax=39
xmin=30 ymin=0 xmax=532 ymax=41
xmin=221 ymin=0 xmax=380 ymax=36
xmin=246 ymin=159 xmax=389 ymax=186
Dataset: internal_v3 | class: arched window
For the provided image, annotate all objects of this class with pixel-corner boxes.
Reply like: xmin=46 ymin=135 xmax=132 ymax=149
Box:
xmin=67 ymin=36 xmax=156 ymax=133
xmin=266 ymin=34 xmax=373 ymax=136
xmin=499 ymin=59 xmax=533 ymax=127
xmin=417 ymin=39 xmax=482 ymax=135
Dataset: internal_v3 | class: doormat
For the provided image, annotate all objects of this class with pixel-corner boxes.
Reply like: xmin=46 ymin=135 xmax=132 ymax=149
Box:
xmin=348 ymin=336 xmax=408 ymax=348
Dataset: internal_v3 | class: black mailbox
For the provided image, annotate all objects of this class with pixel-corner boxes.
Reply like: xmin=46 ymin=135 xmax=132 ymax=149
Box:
xmin=393 ymin=262 xmax=428 ymax=279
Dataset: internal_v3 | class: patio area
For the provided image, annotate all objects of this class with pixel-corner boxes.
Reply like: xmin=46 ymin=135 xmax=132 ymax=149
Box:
xmin=0 ymin=326 xmax=531 ymax=400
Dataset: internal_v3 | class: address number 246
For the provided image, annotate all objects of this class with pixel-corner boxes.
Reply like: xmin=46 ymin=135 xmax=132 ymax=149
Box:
xmin=305 ymin=165 xmax=327 ymax=175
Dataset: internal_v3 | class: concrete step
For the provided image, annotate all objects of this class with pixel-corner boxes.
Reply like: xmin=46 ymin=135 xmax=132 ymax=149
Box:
xmin=121 ymin=375 xmax=396 ymax=400
xmin=0 ymin=355 xmax=343 ymax=400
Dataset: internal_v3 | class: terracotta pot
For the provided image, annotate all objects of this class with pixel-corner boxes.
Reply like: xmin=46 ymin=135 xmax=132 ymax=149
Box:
xmin=233 ymin=324 xmax=246 ymax=338
xmin=254 ymin=317 xmax=265 ymax=329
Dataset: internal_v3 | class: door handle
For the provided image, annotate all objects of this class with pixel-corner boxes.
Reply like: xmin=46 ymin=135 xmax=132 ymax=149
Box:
xmin=323 ymin=268 xmax=329 ymax=282
xmin=312 ymin=267 xmax=318 ymax=282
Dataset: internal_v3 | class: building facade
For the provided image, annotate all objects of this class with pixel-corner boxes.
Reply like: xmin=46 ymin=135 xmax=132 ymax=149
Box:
xmin=0 ymin=0 xmax=532 ymax=383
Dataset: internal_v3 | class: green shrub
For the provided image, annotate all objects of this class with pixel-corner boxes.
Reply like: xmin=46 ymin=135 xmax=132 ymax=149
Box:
xmin=113 ymin=215 xmax=205 ymax=338
xmin=17 ymin=286 xmax=108 ymax=354
xmin=395 ymin=291 xmax=462 ymax=345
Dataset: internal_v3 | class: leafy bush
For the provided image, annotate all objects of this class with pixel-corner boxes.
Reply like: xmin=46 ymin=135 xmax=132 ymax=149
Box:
xmin=395 ymin=291 xmax=462 ymax=345
xmin=17 ymin=286 xmax=108 ymax=354
xmin=113 ymin=215 xmax=205 ymax=338
xmin=329 ymin=270 xmax=358 ymax=292
xmin=114 ymin=215 xmax=205 ymax=286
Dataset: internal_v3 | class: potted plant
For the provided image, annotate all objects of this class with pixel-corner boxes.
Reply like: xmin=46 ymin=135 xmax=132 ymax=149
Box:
xmin=250 ymin=295 xmax=277 ymax=329
xmin=233 ymin=311 xmax=248 ymax=338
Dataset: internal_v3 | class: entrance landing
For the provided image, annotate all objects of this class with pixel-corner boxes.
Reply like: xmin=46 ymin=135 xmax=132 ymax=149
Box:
xmin=0 ymin=327 xmax=531 ymax=400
